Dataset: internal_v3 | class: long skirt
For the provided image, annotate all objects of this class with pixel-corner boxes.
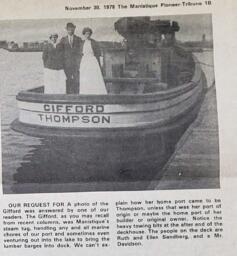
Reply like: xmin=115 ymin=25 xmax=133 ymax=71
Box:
xmin=44 ymin=68 xmax=66 ymax=94
xmin=80 ymin=55 xmax=107 ymax=94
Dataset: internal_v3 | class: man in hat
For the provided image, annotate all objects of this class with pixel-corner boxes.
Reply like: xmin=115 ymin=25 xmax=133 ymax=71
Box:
xmin=161 ymin=26 xmax=195 ymax=87
xmin=60 ymin=22 xmax=82 ymax=94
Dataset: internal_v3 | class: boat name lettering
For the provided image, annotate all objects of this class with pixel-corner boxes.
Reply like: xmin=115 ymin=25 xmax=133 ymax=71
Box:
xmin=43 ymin=104 xmax=105 ymax=114
xmin=38 ymin=114 xmax=111 ymax=124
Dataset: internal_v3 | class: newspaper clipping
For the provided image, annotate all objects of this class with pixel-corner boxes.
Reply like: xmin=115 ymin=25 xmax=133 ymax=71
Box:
xmin=0 ymin=0 xmax=236 ymax=255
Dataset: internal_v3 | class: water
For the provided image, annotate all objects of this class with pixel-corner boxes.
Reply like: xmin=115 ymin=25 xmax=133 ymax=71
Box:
xmin=1 ymin=51 xmax=43 ymax=192
xmin=0 ymin=49 xmax=216 ymax=194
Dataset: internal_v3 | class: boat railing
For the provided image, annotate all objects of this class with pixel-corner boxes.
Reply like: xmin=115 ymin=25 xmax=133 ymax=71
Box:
xmin=16 ymin=57 xmax=202 ymax=104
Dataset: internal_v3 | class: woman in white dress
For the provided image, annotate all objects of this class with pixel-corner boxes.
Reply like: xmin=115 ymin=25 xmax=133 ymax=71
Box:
xmin=42 ymin=33 xmax=66 ymax=94
xmin=79 ymin=27 xmax=107 ymax=94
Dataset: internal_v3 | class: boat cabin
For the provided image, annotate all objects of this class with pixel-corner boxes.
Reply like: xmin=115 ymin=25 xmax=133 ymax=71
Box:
xmin=101 ymin=17 xmax=194 ymax=95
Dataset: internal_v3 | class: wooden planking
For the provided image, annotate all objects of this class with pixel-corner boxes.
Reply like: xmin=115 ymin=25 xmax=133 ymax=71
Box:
xmin=151 ymin=86 xmax=219 ymax=190
xmin=17 ymin=84 xmax=201 ymax=114
xmin=18 ymin=86 xmax=203 ymax=128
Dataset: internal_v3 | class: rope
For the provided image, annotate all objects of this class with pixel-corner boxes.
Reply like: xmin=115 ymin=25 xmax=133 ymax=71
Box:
xmin=195 ymin=61 xmax=214 ymax=68
xmin=207 ymin=80 xmax=215 ymax=91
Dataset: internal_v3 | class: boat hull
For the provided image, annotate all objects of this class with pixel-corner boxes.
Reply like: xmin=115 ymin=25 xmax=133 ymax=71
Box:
xmin=11 ymin=98 xmax=203 ymax=181
xmin=11 ymin=63 xmax=207 ymax=181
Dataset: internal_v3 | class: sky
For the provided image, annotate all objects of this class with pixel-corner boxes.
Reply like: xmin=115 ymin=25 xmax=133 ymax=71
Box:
xmin=0 ymin=14 xmax=213 ymax=45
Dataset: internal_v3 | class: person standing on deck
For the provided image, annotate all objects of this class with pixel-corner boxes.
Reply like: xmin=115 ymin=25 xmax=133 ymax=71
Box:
xmin=79 ymin=27 xmax=107 ymax=94
xmin=42 ymin=33 xmax=66 ymax=94
xmin=161 ymin=27 xmax=195 ymax=87
xmin=60 ymin=23 xmax=82 ymax=94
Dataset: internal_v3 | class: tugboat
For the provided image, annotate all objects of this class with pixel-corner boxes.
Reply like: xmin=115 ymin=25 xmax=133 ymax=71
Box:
xmin=11 ymin=17 xmax=207 ymax=181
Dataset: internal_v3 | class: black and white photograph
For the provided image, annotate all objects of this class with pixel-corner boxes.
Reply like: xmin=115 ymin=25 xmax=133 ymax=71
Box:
xmin=0 ymin=14 xmax=219 ymax=194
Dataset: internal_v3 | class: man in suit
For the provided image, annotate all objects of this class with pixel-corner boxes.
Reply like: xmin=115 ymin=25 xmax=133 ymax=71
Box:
xmin=60 ymin=23 xmax=82 ymax=94
xmin=161 ymin=28 xmax=195 ymax=88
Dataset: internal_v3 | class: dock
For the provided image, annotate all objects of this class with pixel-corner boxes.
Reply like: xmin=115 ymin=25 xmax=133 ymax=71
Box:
xmin=149 ymin=85 xmax=219 ymax=190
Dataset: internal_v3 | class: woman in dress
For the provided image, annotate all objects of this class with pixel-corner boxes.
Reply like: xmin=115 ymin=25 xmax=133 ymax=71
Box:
xmin=42 ymin=33 xmax=66 ymax=94
xmin=79 ymin=27 xmax=107 ymax=94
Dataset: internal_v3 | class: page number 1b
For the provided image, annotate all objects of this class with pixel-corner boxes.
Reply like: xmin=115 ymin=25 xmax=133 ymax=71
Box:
xmin=205 ymin=1 xmax=212 ymax=5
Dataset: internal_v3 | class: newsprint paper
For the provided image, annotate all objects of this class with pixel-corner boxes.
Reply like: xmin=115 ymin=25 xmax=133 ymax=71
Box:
xmin=0 ymin=0 xmax=237 ymax=255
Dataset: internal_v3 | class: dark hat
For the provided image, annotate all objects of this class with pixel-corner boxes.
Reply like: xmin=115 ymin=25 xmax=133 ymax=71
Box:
xmin=162 ymin=20 xmax=180 ymax=35
xmin=66 ymin=22 xmax=76 ymax=29
xmin=82 ymin=27 xmax=93 ymax=35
